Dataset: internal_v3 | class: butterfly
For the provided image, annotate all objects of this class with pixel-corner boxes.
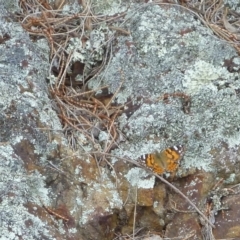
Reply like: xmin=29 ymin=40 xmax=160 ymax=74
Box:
xmin=143 ymin=145 xmax=184 ymax=174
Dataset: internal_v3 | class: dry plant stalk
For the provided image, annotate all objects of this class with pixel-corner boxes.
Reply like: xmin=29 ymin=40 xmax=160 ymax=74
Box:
xmin=179 ymin=0 xmax=240 ymax=53
xmin=18 ymin=0 xmax=126 ymax=155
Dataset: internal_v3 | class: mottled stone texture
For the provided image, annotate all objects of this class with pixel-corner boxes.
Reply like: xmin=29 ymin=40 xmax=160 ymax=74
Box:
xmin=0 ymin=1 xmax=124 ymax=239
xmin=0 ymin=1 xmax=72 ymax=239
xmin=90 ymin=2 xmax=240 ymax=239
xmin=96 ymin=4 xmax=240 ymax=177
xmin=1 ymin=0 xmax=240 ymax=239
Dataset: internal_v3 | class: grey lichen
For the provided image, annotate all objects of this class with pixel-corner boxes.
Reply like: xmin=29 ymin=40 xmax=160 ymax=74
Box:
xmin=89 ymin=4 xmax=240 ymax=176
xmin=224 ymin=0 xmax=240 ymax=11
xmin=92 ymin=0 xmax=129 ymax=15
xmin=66 ymin=28 xmax=108 ymax=82
xmin=1 ymin=0 xmax=240 ymax=238
xmin=125 ymin=168 xmax=155 ymax=188
xmin=0 ymin=0 xmax=70 ymax=238
xmin=0 ymin=145 xmax=53 ymax=239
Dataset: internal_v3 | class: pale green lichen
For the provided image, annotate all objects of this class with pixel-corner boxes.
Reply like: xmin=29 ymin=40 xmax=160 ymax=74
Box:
xmin=125 ymin=168 xmax=155 ymax=189
xmin=93 ymin=0 xmax=129 ymax=15
xmin=225 ymin=173 xmax=236 ymax=184
xmin=66 ymin=29 xmax=107 ymax=82
xmin=182 ymin=60 xmax=236 ymax=94
xmin=62 ymin=0 xmax=82 ymax=14
xmin=224 ymin=0 xmax=240 ymax=11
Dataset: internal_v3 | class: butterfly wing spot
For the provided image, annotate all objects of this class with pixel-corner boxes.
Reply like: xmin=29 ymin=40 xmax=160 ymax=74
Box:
xmin=146 ymin=154 xmax=154 ymax=168
xmin=153 ymin=165 xmax=165 ymax=174
xmin=165 ymin=148 xmax=181 ymax=172
xmin=146 ymin=154 xmax=165 ymax=174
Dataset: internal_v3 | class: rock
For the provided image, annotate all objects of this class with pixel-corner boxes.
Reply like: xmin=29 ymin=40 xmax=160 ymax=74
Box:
xmin=2 ymin=0 xmax=240 ymax=239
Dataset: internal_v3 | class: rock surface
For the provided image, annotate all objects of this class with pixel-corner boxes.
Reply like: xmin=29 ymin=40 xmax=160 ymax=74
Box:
xmin=1 ymin=0 xmax=240 ymax=239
